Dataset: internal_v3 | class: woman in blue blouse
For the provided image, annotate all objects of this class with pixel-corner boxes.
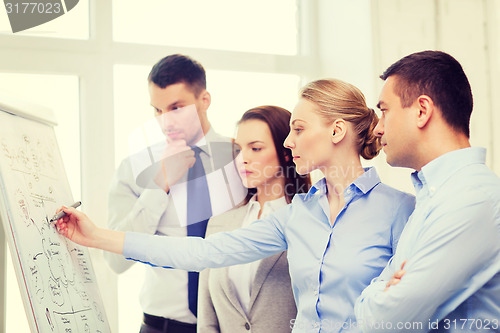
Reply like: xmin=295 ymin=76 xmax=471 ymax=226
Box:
xmin=56 ymin=78 xmax=415 ymax=333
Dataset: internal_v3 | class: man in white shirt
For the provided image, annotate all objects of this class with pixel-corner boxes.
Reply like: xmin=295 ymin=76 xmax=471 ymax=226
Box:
xmin=104 ymin=54 xmax=245 ymax=333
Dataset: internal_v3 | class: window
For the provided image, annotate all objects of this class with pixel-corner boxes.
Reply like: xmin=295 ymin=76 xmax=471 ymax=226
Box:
xmin=0 ymin=74 xmax=81 ymax=198
xmin=113 ymin=66 xmax=300 ymax=329
xmin=114 ymin=65 xmax=300 ymax=165
xmin=0 ymin=0 xmax=89 ymax=39
xmin=1 ymin=1 xmax=309 ymax=331
xmin=113 ymin=0 xmax=298 ymax=55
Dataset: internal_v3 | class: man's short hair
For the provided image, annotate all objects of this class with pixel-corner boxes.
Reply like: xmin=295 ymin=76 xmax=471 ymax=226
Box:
xmin=148 ymin=54 xmax=207 ymax=97
xmin=381 ymin=50 xmax=473 ymax=137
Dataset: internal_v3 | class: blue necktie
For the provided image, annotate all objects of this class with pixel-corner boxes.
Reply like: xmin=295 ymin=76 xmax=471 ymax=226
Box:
xmin=186 ymin=146 xmax=212 ymax=317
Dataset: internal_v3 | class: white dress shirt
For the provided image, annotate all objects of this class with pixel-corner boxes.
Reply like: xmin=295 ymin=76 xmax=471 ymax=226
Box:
xmin=104 ymin=128 xmax=245 ymax=323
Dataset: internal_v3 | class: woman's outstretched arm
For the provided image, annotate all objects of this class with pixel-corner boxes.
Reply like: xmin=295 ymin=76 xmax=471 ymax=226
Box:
xmin=55 ymin=206 xmax=125 ymax=254
xmin=55 ymin=204 xmax=289 ymax=272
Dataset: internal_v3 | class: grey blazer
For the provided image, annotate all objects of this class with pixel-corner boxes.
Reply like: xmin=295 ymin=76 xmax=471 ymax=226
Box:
xmin=197 ymin=203 xmax=297 ymax=333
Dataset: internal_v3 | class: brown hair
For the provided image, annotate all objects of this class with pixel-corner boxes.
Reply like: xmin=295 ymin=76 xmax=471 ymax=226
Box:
xmin=380 ymin=50 xmax=473 ymax=137
xmin=148 ymin=54 xmax=206 ymax=97
xmin=236 ymin=106 xmax=311 ymax=204
xmin=300 ymin=79 xmax=381 ymax=160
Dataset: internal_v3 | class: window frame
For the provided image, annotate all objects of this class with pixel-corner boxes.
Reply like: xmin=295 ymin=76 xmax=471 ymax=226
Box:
xmin=0 ymin=1 xmax=320 ymax=331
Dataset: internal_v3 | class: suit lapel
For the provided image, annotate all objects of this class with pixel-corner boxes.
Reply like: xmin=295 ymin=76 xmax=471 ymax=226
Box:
xmin=247 ymin=251 xmax=285 ymax=310
xmin=213 ymin=206 xmax=250 ymax=319
xmin=220 ymin=267 xmax=249 ymax=319
xmin=207 ymin=141 xmax=235 ymax=171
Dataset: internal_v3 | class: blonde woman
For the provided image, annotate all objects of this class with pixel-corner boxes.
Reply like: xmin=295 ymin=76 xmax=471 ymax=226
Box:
xmin=56 ymin=79 xmax=415 ymax=333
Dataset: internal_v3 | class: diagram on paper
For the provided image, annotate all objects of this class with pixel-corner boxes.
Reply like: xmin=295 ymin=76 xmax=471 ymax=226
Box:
xmin=0 ymin=112 xmax=109 ymax=333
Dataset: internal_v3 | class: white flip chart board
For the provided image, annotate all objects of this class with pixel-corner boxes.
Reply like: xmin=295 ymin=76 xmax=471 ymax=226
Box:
xmin=0 ymin=99 xmax=110 ymax=333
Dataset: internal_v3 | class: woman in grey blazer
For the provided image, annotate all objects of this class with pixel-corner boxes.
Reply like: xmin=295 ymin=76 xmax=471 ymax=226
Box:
xmin=197 ymin=106 xmax=311 ymax=333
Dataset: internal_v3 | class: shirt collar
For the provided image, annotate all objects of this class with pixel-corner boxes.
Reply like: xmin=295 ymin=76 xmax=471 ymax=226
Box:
xmin=247 ymin=194 xmax=288 ymax=212
xmin=352 ymin=167 xmax=381 ymax=194
xmin=411 ymin=147 xmax=486 ymax=195
xmin=192 ymin=127 xmax=218 ymax=156
xmin=304 ymin=166 xmax=381 ymax=200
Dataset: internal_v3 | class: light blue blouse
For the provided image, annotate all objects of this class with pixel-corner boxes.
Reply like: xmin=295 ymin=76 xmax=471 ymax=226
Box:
xmin=124 ymin=167 xmax=415 ymax=332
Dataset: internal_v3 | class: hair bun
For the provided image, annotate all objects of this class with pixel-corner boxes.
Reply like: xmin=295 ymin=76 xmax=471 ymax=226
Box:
xmin=360 ymin=108 xmax=381 ymax=160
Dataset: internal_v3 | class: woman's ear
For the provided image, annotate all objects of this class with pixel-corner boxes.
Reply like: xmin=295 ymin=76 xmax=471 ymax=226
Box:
xmin=331 ymin=119 xmax=347 ymax=144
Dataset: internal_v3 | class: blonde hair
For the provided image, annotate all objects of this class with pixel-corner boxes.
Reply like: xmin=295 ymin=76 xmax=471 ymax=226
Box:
xmin=300 ymin=79 xmax=381 ymax=160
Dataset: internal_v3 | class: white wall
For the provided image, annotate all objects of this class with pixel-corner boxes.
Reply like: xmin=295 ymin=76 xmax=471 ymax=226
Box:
xmin=316 ymin=0 xmax=500 ymax=194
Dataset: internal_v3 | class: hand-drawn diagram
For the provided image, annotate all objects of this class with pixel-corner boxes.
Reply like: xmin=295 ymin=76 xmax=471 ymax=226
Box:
xmin=0 ymin=110 xmax=109 ymax=333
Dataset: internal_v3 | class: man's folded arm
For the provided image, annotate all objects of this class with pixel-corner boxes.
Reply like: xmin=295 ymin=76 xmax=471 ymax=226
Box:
xmin=355 ymin=195 xmax=499 ymax=332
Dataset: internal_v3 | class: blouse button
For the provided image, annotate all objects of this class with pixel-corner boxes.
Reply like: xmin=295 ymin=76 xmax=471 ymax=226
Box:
xmin=245 ymin=322 xmax=250 ymax=330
